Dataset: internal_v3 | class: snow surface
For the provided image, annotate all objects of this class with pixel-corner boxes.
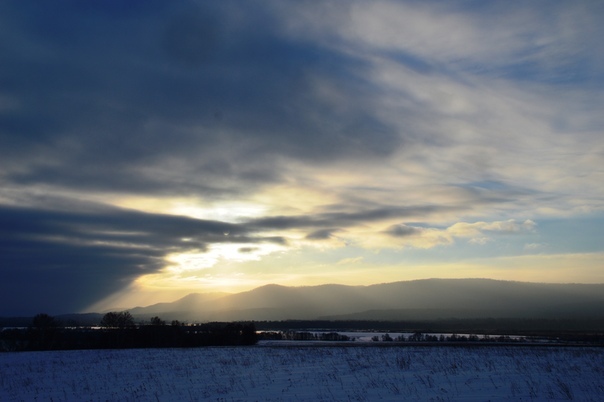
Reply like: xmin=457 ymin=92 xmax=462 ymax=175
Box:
xmin=1 ymin=344 xmax=602 ymax=401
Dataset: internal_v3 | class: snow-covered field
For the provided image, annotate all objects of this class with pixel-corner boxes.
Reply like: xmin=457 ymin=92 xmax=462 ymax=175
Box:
xmin=1 ymin=344 xmax=602 ymax=401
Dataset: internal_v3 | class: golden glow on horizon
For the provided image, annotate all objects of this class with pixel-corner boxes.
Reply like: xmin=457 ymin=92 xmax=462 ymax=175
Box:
xmin=80 ymin=178 xmax=604 ymax=312
xmin=114 ymin=242 xmax=290 ymax=301
xmin=84 ymin=251 xmax=604 ymax=312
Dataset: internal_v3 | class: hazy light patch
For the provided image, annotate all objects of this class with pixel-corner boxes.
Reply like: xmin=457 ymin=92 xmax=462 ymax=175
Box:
xmin=165 ymin=243 xmax=286 ymax=275
xmin=111 ymin=196 xmax=268 ymax=223
xmin=85 ymin=284 xmax=202 ymax=313
xmin=111 ymin=242 xmax=290 ymax=301
xmin=168 ymin=202 xmax=267 ymax=223
xmin=165 ymin=251 xmax=221 ymax=274
xmin=183 ymin=273 xmax=259 ymax=293
xmin=251 ymin=180 xmax=341 ymax=216
xmin=135 ymin=270 xmax=278 ymax=297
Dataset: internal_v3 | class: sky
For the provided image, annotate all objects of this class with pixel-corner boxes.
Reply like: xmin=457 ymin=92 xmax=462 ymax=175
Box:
xmin=1 ymin=0 xmax=603 ymax=316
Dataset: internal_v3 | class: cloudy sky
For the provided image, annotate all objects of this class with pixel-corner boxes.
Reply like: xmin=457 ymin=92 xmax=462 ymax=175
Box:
xmin=1 ymin=0 xmax=603 ymax=315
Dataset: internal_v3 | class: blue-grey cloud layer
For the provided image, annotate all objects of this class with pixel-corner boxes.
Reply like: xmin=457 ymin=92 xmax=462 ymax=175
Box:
xmin=0 ymin=1 xmax=411 ymax=314
xmin=1 ymin=0 xmax=603 ymax=314
xmin=1 ymin=1 xmax=397 ymax=196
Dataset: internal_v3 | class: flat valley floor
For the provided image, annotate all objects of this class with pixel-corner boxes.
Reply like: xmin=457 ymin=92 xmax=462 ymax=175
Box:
xmin=1 ymin=344 xmax=603 ymax=401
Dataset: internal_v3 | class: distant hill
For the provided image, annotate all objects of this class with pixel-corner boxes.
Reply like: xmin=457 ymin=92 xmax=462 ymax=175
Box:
xmin=125 ymin=278 xmax=604 ymax=322
xmin=129 ymin=292 xmax=229 ymax=318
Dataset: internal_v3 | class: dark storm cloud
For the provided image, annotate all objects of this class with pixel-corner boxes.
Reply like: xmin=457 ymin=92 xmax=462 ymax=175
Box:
xmin=248 ymin=205 xmax=459 ymax=231
xmin=0 ymin=0 xmax=399 ymax=197
xmin=0 ymin=203 xmax=282 ymax=315
xmin=384 ymin=224 xmax=422 ymax=238
xmin=306 ymin=229 xmax=339 ymax=241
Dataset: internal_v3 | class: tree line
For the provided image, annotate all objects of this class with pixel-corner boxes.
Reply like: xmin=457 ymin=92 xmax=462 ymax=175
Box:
xmin=260 ymin=331 xmax=353 ymax=341
xmin=0 ymin=313 xmax=258 ymax=352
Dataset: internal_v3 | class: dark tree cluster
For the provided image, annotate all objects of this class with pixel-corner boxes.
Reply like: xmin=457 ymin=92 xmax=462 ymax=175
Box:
xmin=0 ymin=313 xmax=258 ymax=352
xmin=403 ymin=332 xmax=522 ymax=343
xmin=99 ymin=311 xmax=135 ymax=328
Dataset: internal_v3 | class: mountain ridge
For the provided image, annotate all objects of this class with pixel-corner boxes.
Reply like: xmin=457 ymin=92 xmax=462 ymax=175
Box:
xmin=126 ymin=278 xmax=604 ymax=322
